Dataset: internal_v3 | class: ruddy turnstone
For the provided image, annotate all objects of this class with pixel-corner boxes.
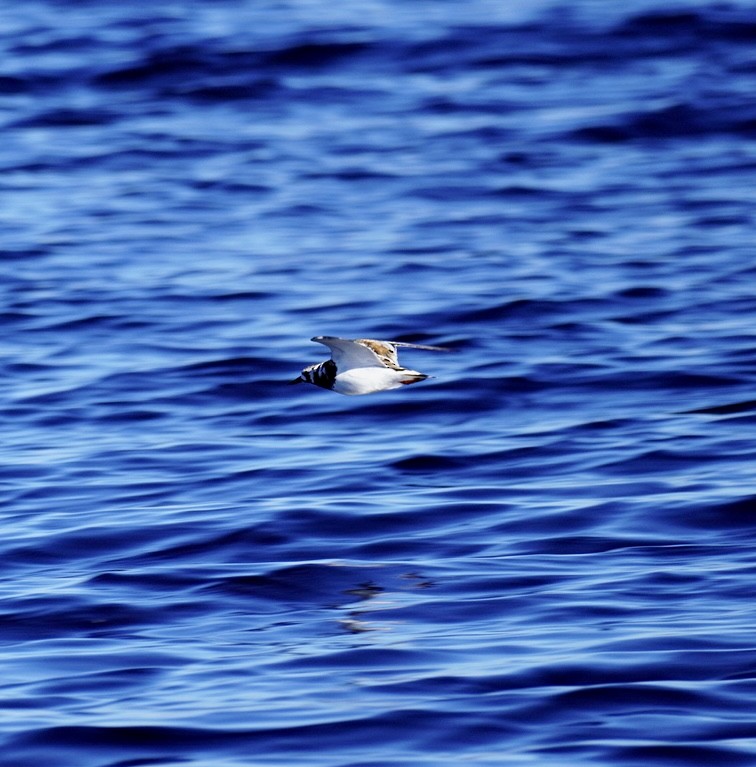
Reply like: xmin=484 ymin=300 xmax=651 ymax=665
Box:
xmin=290 ymin=336 xmax=450 ymax=395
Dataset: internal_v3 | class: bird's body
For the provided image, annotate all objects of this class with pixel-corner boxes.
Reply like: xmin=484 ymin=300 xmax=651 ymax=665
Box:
xmin=290 ymin=336 xmax=449 ymax=395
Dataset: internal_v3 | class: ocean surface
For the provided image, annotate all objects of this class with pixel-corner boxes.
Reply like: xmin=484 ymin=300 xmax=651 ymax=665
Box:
xmin=2 ymin=1 xmax=756 ymax=765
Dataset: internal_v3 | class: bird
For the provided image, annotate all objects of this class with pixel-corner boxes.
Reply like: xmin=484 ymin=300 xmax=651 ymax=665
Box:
xmin=289 ymin=336 xmax=450 ymax=395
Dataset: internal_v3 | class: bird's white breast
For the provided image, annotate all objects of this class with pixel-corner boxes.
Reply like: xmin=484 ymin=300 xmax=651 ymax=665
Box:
xmin=332 ymin=367 xmax=411 ymax=395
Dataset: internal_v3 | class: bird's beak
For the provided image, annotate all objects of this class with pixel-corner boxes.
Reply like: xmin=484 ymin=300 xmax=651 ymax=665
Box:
xmin=288 ymin=375 xmax=305 ymax=385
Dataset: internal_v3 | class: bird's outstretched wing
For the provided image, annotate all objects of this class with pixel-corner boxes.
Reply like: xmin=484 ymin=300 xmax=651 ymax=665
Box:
xmin=359 ymin=339 xmax=450 ymax=368
xmin=387 ymin=341 xmax=451 ymax=352
xmin=311 ymin=336 xmax=386 ymax=369
xmin=312 ymin=336 xmax=450 ymax=370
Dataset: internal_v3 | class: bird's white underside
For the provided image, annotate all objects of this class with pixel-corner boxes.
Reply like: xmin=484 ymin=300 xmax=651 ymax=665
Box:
xmin=331 ymin=366 xmax=423 ymax=395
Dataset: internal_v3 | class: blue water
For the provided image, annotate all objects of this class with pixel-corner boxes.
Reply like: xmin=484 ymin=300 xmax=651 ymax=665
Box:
xmin=3 ymin=1 xmax=756 ymax=765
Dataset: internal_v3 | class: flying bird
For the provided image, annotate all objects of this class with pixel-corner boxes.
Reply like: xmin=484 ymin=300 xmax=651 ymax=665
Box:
xmin=290 ymin=336 xmax=450 ymax=395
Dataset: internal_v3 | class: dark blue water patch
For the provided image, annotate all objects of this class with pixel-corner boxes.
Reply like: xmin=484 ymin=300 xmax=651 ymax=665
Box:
xmin=513 ymin=533 xmax=662 ymax=557
xmin=88 ymin=569 xmax=209 ymax=595
xmin=92 ymin=37 xmax=379 ymax=107
xmin=401 ymin=6 xmax=756 ymax=80
xmin=199 ymin=562 xmax=389 ymax=605
xmin=1 ymin=726 xmax=228 ymax=767
xmin=684 ymin=399 xmax=756 ymax=416
xmin=0 ymin=75 xmax=28 ymax=94
xmin=99 ymin=408 xmax=166 ymax=423
xmin=4 ymin=523 xmax=156 ymax=567
xmin=574 ymin=101 xmax=756 ymax=143
xmin=0 ymin=247 xmax=49 ymax=260
xmin=0 ymin=714 xmax=482 ymax=767
xmin=390 ymin=453 xmax=475 ymax=473
xmin=0 ymin=597 xmax=160 ymax=642
xmin=526 ymin=682 xmax=732 ymax=733
xmin=552 ymin=736 xmax=756 ymax=767
xmin=120 ymin=524 xmax=292 ymax=566
xmin=618 ymin=8 xmax=756 ymax=43
xmin=11 ymin=107 xmax=120 ymax=129
xmin=669 ymin=496 xmax=756 ymax=532
xmin=492 ymin=647 xmax=756 ymax=692
xmin=611 ymin=744 xmax=756 ymax=767
xmin=261 ymin=40 xmax=375 ymax=69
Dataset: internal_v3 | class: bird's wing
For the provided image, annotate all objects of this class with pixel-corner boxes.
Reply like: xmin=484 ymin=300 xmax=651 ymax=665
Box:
xmin=388 ymin=341 xmax=451 ymax=352
xmin=364 ymin=337 xmax=453 ymax=367
xmin=369 ymin=340 xmax=451 ymax=366
xmin=311 ymin=336 xmax=386 ymax=369
xmin=358 ymin=339 xmax=404 ymax=368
